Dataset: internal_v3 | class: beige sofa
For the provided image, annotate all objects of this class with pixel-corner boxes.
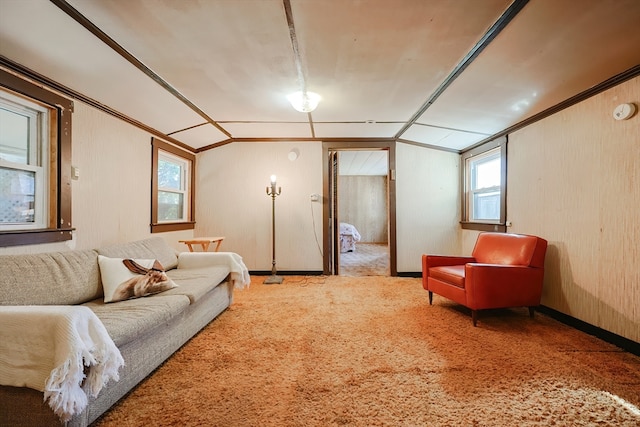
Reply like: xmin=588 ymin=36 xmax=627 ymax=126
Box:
xmin=0 ymin=237 xmax=249 ymax=426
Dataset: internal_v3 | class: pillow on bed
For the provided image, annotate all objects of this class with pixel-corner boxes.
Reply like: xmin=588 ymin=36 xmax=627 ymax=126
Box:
xmin=98 ymin=255 xmax=177 ymax=303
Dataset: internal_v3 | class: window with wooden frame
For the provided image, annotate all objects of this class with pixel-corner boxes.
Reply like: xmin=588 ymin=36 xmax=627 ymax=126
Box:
xmin=151 ymin=137 xmax=195 ymax=233
xmin=461 ymin=136 xmax=507 ymax=232
xmin=0 ymin=69 xmax=73 ymax=247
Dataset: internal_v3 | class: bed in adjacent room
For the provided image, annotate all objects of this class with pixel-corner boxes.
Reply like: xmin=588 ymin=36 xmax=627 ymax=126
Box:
xmin=339 ymin=222 xmax=361 ymax=253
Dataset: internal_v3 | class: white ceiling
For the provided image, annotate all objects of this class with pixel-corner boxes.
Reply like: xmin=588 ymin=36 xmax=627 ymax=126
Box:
xmin=339 ymin=150 xmax=388 ymax=176
xmin=1 ymin=0 xmax=639 ymax=153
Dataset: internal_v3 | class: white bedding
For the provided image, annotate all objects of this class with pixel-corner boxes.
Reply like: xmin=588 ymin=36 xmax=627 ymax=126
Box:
xmin=339 ymin=222 xmax=361 ymax=253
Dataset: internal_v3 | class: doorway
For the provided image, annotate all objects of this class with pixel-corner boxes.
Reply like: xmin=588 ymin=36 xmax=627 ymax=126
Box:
xmin=322 ymin=142 xmax=397 ymax=276
xmin=337 ymin=151 xmax=389 ymax=276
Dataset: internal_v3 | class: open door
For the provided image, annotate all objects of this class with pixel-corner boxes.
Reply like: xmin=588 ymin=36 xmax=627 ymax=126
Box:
xmin=328 ymin=150 xmax=339 ymax=275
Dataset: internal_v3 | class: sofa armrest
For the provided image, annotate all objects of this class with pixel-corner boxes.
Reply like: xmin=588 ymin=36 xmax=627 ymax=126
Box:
xmin=177 ymin=252 xmax=251 ymax=289
xmin=465 ymin=263 xmax=544 ymax=309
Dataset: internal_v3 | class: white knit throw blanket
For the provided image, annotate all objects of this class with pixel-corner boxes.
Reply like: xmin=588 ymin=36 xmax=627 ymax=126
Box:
xmin=177 ymin=251 xmax=251 ymax=289
xmin=0 ymin=305 xmax=124 ymax=422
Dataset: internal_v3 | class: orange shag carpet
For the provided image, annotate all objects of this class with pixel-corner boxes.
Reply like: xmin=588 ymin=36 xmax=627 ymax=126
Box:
xmin=94 ymin=275 xmax=640 ymax=426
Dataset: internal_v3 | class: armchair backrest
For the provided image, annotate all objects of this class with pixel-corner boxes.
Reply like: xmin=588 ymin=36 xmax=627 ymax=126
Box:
xmin=472 ymin=232 xmax=547 ymax=268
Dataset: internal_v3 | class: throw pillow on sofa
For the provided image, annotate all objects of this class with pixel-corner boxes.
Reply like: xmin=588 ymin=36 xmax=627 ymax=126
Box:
xmin=98 ymin=255 xmax=178 ymax=303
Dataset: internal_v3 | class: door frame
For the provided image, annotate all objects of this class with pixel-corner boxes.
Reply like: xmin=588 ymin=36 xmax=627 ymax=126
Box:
xmin=322 ymin=141 xmax=397 ymax=276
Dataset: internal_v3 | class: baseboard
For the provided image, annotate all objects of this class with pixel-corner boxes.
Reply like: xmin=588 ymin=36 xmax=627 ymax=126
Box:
xmin=537 ymin=305 xmax=639 ymax=357
xmin=249 ymin=270 xmax=324 ymax=276
xmin=397 ymin=272 xmax=422 ymax=278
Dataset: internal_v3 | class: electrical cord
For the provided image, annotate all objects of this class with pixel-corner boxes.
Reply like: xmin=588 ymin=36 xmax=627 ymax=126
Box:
xmin=311 ymin=199 xmax=323 ymax=257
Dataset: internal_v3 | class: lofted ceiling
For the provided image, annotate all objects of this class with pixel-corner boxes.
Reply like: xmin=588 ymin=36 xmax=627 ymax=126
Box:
xmin=1 ymin=0 xmax=639 ymax=155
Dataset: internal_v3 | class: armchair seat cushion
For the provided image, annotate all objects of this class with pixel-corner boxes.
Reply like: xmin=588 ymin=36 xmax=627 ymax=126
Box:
xmin=429 ymin=265 xmax=465 ymax=288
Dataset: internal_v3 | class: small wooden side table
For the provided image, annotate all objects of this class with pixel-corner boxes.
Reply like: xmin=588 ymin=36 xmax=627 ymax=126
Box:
xmin=179 ymin=237 xmax=225 ymax=252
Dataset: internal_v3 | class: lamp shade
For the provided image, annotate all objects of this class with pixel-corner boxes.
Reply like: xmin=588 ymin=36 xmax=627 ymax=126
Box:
xmin=287 ymin=91 xmax=321 ymax=113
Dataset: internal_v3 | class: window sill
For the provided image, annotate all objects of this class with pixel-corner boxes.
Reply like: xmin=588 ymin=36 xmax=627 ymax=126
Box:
xmin=0 ymin=228 xmax=74 ymax=247
xmin=151 ymin=221 xmax=196 ymax=233
xmin=460 ymin=222 xmax=506 ymax=233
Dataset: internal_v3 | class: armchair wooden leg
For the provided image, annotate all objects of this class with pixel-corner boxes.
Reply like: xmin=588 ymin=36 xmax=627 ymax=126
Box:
xmin=472 ymin=310 xmax=478 ymax=327
xmin=428 ymin=291 xmax=433 ymax=305
xmin=528 ymin=307 xmax=535 ymax=318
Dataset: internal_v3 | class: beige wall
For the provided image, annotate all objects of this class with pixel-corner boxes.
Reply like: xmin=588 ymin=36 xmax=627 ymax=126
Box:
xmin=338 ymin=175 xmax=388 ymax=243
xmin=396 ymin=142 xmax=461 ymax=272
xmin=505 ymin=76 xmax=640 ymax=342
xmin=195 ymin=141 xmax=324 ymax=271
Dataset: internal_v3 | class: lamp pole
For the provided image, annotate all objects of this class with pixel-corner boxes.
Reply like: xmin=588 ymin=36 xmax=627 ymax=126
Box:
xmin=264 ymin=175 xmax=283 ymax=284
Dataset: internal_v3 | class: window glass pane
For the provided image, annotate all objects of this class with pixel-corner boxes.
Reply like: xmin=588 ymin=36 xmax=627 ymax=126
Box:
xmin=473 ymin=191 xmax=500 ymax=221
xmin=474 ymin=156 xmax=501 ymax=189
xmin=158 ymin=190 xmax=184 ymax=221
xmin=0 ymin=107 xmax=30 ymax=164
xmin=0 ymin=166 xmax=35 ymax=223
xmin=158 ymin=157 xmax=182 ymax=190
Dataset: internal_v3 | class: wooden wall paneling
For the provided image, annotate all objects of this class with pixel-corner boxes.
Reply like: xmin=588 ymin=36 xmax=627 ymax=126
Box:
xmin=508 ymin=76 xmax=639 ymax=342
xmin=338 ymin=175 xmax=388 ymax=243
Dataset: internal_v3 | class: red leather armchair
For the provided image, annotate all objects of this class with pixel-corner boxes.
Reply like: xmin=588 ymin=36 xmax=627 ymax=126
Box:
xmin=422 ymin=232 xmax=548 ymax=326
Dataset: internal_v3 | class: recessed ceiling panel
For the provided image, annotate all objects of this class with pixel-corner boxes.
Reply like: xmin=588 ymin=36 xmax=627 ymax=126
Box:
xmin=414 ymin=0 xmax=640 ymax=136
xmin=339 ymin=151 xmax=388 ymax=176
xmin=402 ymin=124 xmax=489 ymax=151
xmin=293 ymin=0 xmax=513 ymax=123
xmin=314 ymin=122 xmax=403 ymax=139
xmin=168 ymin=123 xmax=230 ymax=149
xmin=222 ymin=122 xmax=313 ymax=139
xmin=66 ymin=0 xmax=302 ymax=123
xmin=0 ymin=0 xmax=207 ymax=135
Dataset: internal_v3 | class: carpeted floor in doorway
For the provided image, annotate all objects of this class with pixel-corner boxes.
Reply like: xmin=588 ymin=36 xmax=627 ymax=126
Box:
xmin=94 ymin=275 xmax=640 ymax=426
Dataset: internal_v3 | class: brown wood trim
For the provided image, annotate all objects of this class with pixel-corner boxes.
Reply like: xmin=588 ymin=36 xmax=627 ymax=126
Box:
xmin=460 ymin=222 xmax=507 ymax=233
xmin=151 ymin=222 xmax=197 ymax=233
xmin=0 ymin=229 xmax=74 ymax=247
xmin=460 ymin=136 xmax=507 ymax=232
xmin=0 ymin=68 xmax=74 ymax=247
xmin=58 ymin=102 xmax=73 ymax=229
xmin=150 ymin=138 xmax=196 ymax=233
xmin=322 ymin=141 xmax=397 ymax=276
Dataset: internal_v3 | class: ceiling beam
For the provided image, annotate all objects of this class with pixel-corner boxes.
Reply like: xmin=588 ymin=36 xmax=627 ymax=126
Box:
xmin=49 ymin=0 xmax=232 ymax=139
xmin=394 ymin=0 xmax=530 ymax=139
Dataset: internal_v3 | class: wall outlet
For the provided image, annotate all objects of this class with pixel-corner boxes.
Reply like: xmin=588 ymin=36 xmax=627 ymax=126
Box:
xmin=310 ymin=193 xmax=320 ymax=202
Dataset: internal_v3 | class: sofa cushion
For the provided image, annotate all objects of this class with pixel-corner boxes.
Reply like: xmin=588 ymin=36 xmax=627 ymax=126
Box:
xmin=0 ymin=250 xmax=102 ymax=305
xmin=429 ymin=265 xmax=466 ymax=288
xmin=164 ymin=266 xmax=230 ymax=303
xmin=83 ymin=295 xmax=190 ymax=347
xmin=96 ymin=237 xmax=179 ymax=270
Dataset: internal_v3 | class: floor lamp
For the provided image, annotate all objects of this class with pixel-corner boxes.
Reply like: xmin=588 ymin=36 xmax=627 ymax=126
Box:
xmin=264 ymin=175 xmax=283 ymax=284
